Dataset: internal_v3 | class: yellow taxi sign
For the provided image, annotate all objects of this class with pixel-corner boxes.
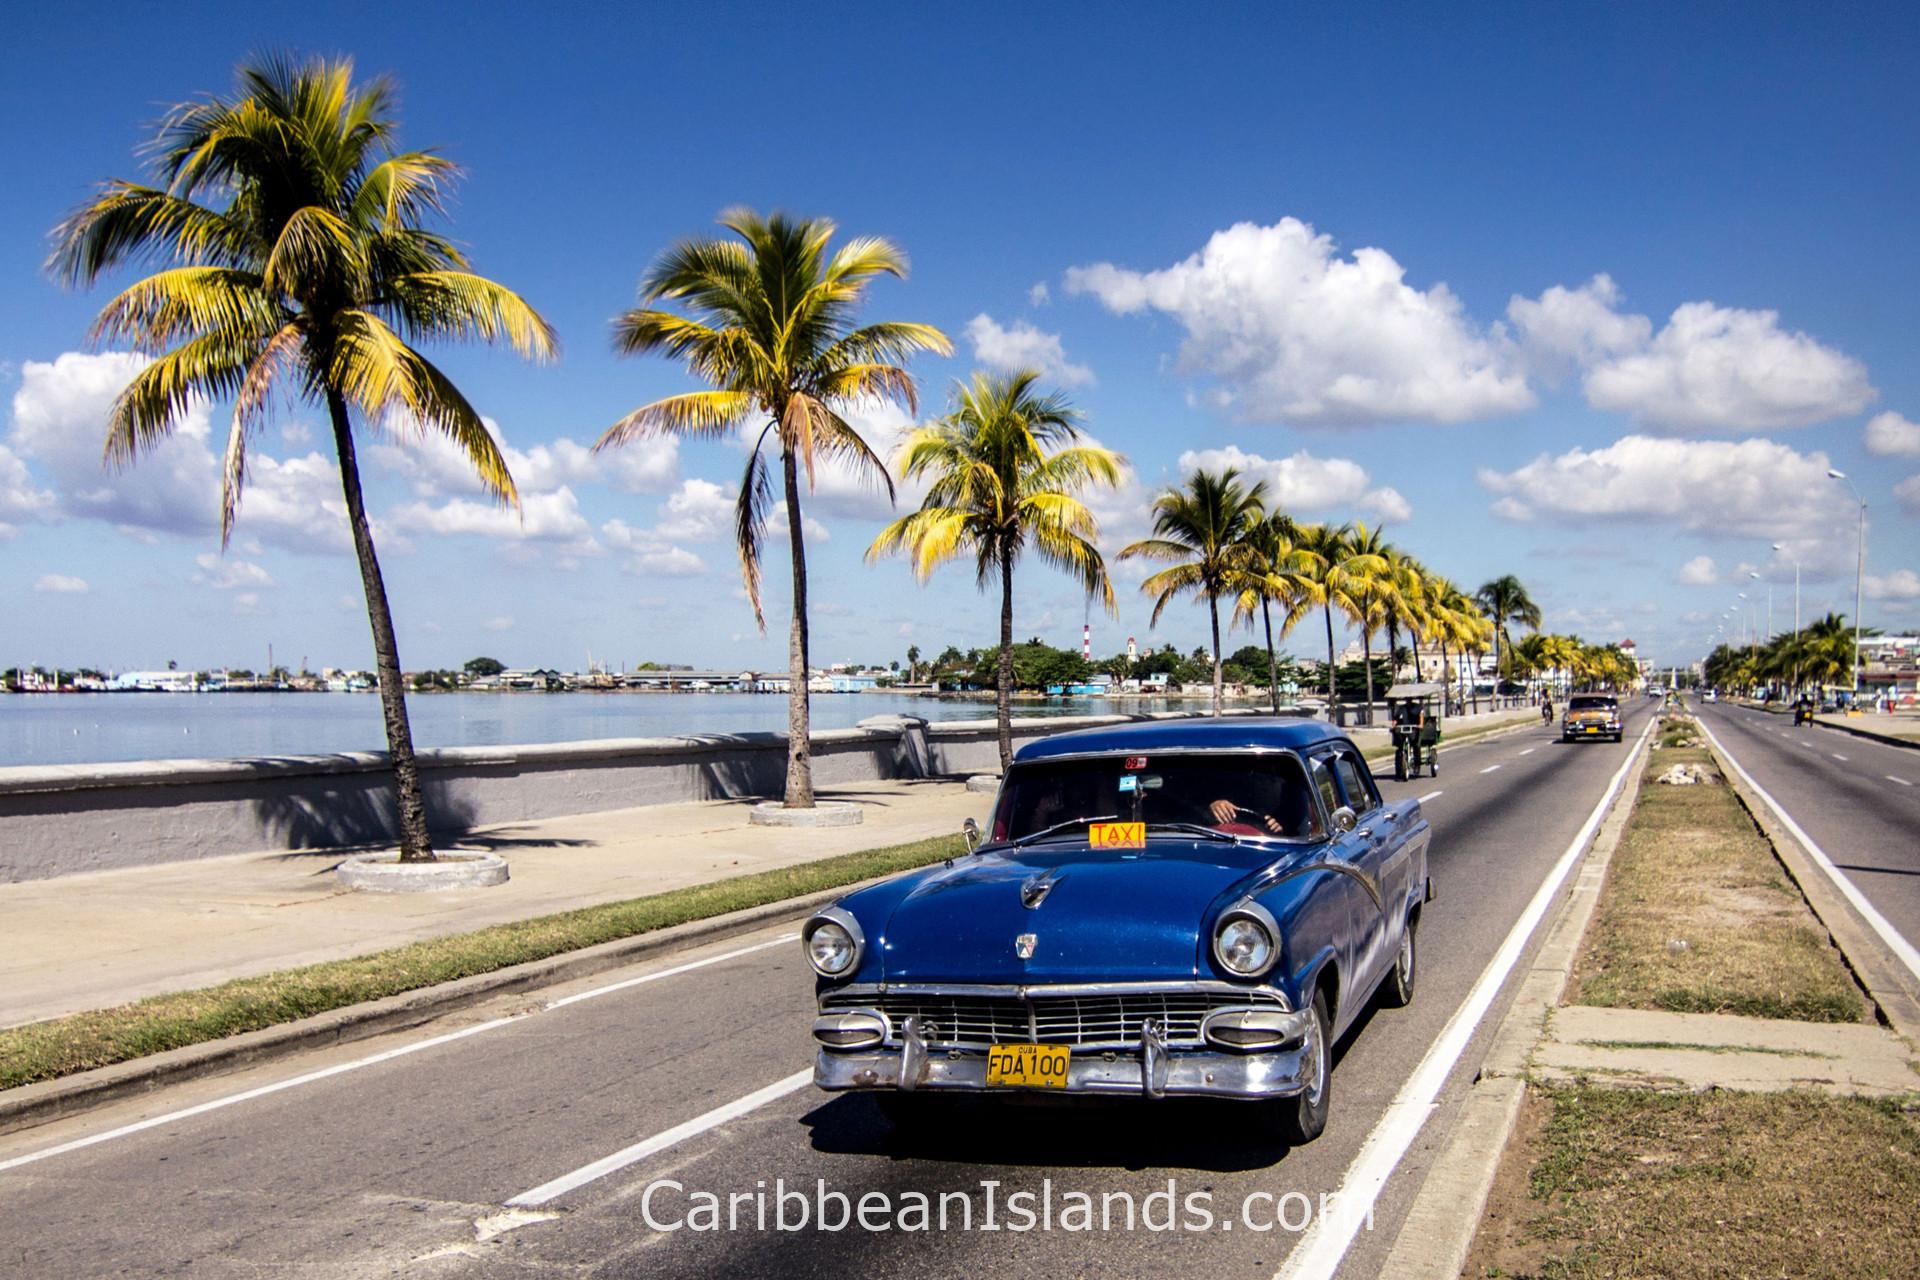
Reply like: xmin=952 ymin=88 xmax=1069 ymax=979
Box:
xmin=1088 ymin=821 xmax=1146 ymax=850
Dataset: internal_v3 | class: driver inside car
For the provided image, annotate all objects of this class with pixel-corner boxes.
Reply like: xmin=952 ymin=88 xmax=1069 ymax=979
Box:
xmin=1206 ymin=775 xmax=1318 ymax=838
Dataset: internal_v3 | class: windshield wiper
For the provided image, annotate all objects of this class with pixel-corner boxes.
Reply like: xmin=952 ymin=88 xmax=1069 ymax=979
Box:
xmin=1008 ymin=814 xmax=1122 ymax=848
xmin=1146 ymin=822 xmax=1244 ymax=845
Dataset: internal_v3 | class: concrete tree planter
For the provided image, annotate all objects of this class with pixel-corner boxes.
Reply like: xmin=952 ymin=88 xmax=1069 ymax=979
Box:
xmin=748 ymin=801 xmax=864 ymax=828
xmin=337 ymin=851 xmax=510 ymax=892
xmin=965 ymin=774 xmax=1001 ymax=793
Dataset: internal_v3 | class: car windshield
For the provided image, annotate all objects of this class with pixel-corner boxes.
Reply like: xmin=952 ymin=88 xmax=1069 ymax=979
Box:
xmin=991 ymin=752 xmax=1324 ymax=843
xmin=1569 ymin=696 xmax=1616 ymax=711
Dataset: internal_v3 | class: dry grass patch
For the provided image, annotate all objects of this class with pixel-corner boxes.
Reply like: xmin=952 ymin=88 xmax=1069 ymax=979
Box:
xmin=1470 ymin=1085 xmax=1920 ymax=1279
xmin=0 ymin=832 xmax=963 ymax=1091
xmin=1572 ymin=737 xmax=1865 ymax=1023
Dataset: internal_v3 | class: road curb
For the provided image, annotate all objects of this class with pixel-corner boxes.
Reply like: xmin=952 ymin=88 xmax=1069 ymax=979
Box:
xmin=1705 ymin=731 xmax=1920 ymax=1043
xmin=1813 ymin=717 xmax=1920 ymax=753
xmin=0 ymin=878 xmax=881 ymax=1138
xmin=1375 ymin=711 xmax=1654 ymax=1280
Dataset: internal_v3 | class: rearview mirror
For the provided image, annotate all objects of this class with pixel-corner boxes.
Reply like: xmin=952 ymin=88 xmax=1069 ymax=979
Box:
xmin=962 ymin=817 xmax=981 ymax=853
xmin=1331 ymin=806 xmax=1358 ymax=834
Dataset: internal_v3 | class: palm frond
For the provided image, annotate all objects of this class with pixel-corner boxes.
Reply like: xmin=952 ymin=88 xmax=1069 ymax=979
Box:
xmin=597 ymin=390 xmax=755 ymax=449
xmin=382 ymin=270 xmax=557 ymax=360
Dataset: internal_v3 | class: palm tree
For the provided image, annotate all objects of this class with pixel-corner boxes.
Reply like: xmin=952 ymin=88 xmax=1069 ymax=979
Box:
xmin=868 ymin=370 xmax=1122 ymax=769
xmin=1474 ymin=575 xmax=1543 ymax=701
xmin=48 ymin=55 xmax=555 ymax=862
xmin=1229 ymin=509 xmax=1308 ymax=713
xmin=596 ymin=209 xmax=950 ymax=807
xmin=1342 ymin=523 xmax=1400 ymax=720
xmin=1121 ymin=468 xmax=1268 ymax=716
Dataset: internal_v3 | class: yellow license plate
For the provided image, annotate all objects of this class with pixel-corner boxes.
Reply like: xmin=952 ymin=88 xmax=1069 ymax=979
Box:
xmin=986 ymin=1043 xmax=1070 ymax=1089
xmin=1089 ymin=821 xmax=1146 ymax=850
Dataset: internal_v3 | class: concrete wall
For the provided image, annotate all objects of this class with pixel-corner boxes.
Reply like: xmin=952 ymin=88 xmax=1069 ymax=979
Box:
xmin=0 ymin=710 xmax=1221 ymax=882
xmin=0 ymin=704 xmax=1537 ymax=882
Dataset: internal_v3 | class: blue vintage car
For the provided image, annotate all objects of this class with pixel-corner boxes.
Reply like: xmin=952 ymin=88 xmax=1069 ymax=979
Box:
xmin=804 ymin=717 xmax=1431 ymax=1143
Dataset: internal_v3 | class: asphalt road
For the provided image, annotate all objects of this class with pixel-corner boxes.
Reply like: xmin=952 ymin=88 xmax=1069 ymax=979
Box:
xmin=1694 ymin=700 xmax=1920 ymax=957
xmin=0 ymin=703 xmax=1657 ymax=1280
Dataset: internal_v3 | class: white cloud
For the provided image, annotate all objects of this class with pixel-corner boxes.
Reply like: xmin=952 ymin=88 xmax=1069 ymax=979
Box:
xmin=655 ymin=477 xmax=734 ymax=542
xmin=1066 ymin=217 xmax=1534 ymax=426
xmin=280 ymin=421 xmax=313 ymax=445
xmin=0 ymin=442 xmax=56 ymax=524
xmin=483 ymin=615 xmax=515 ymax=632
xmin=389 ymin=486 xmax=593 ymax=543
xmin=193 ymin=553 xmax=274 ymax=590
xmin=1863 ymin=569 xmax=1920 ymax=601
xmin=601 ymin=517 xmax=707 ymax=577
xmin=1028 ymin=283 xmax=1050 ymax=307
xmin=964 ymin=313 xmax=1094 ymax=387
xmin=1479 ymin=434 xmax=1856 ymax=573
xmin=239 ymin=452 xmax=353 ymax=552
xmin=374 ymin=416 xmax=679 ymax=500
xmin=1865 ymin=411 xmax=1920 ymax=458
xmin=1506 ymin=274 xmax=1651 ymax=380
xmin=1676 ymin=554 xmax=1719 ymax=585
xmin=34 ymin=573 xmax=88 ymax=593
xmin=10 ymin=351 xmax=218 ymax=537
xmin=1579 ymin=301 xmax=1873 ymax=431
xmin=1898 ymin=474 xmax=1920 ymax=516
xmin=1174 ymin=444 xmax=1413 ymax=522
xmin=231 ymin=591 xmax=264 ymax=616
xmin=779 ymin=400 xmax=923 ymax=521
xmin=767 ymin=500 xmax=831 ymax=543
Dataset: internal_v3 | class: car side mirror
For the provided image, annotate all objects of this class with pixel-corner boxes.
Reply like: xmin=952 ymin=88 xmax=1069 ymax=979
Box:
xmin=962 ymin=817 xmax=981 ymax=853
xmin=1330 ymin=806 xmax=1358 ymax=834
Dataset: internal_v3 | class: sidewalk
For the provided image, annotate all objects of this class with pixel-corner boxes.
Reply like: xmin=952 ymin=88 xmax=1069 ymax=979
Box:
xmin=0 ymin=779 xmax=991 ymax=1030
xmin=1815 ymin=710 xmax=1920 ymax=748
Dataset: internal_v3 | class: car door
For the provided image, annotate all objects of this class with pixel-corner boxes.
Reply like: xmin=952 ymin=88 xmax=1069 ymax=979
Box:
xmin=1330 ymin=746 xmax=1401 ymax=992
xmin=1306 ymin=748 xmax=1384 ymax=1022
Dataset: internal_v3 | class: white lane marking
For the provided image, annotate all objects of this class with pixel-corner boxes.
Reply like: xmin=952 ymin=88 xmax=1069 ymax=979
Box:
xmin=0 ymin=933 xmax=800 ymax=1173
xmin=1889 ymin=775 xmax=1913 ymax=788
xmin=1275 ymin=717 xmax=1653 ymax=1280
xmin=0 ymin=1017 xmax=518 ymax=1174
xmin=507 ymin=1069 xmax=814 ymax=1207
xmin=1518 ymin=748 xmax=1536 ymax=756
xmin=1697 ymin=719 xmax=1920 ymax=984
xmin=1417 ymin=790 xmax=1444 ymax=804
xmin=545 ymin=935 xmax=796 ymax=1010
xmin=1831 ymin=753 xmax=1849 ymax=762
xmin=1480 ymin=764 xmax=1502 ymax=774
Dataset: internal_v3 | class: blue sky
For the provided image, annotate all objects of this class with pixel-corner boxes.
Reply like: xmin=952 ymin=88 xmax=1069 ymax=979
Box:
xmin=3 ymin=1 xmax=1916 ymax=674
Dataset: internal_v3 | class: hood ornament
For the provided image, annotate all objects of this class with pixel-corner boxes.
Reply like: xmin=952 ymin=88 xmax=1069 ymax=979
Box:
xmin=1014 ymin=932 xmax=1038 ymax=960
xmin=1020 ymin=868 xmax=1064 ymax=909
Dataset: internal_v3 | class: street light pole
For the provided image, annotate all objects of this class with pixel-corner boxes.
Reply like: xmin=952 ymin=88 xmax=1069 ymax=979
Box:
xmin=1828 ymin=470 xmax=1867 ymax=696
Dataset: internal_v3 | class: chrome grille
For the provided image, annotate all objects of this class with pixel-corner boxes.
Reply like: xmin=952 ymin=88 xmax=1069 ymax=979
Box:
xmin=820 ymin=988 xmax=1287 ymax=1049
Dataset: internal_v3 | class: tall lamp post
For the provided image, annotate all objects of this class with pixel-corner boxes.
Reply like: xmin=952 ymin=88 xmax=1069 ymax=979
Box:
xmin=1772 ymin=543 xmax=1800 ymax=694
xmin=1827 ymin=469 xmax=1866 ymax=695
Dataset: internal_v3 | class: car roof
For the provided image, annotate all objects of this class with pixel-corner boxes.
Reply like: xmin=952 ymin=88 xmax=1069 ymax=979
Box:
xmin=1011 ymin=715 xmax=1348 ymax=762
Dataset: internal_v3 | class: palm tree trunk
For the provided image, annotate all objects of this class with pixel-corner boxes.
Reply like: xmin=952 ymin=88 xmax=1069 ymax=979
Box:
xmin=1410 ymin=628 xmax=1423 ymax=686
xmin=997 ymin=542 xmax=1015 ymax=771
xmin=1362 ymin=626 xmax=1376 ymax=726
xmin=327 ymin=391 xmax=432 ymax=862
xmin=1208 ymin=591 xmax=1223 ymax=717
xmin=781 ymin=446 xmax=814 ymax=807
xmin=1323 ymin=602 xmax=1337 ymax=709
xmin=1261 ymin=597 xmax=1279 ymax=714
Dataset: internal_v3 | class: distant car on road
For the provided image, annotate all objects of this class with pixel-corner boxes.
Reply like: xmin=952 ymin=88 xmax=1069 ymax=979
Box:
xmin=1563 ymin=694 xmax=1623 ymax=743
xmin=804 ymin=718 xmax=1431 ymax=1145
xmin=1703 ymin=689 xmax=1717 ymax=703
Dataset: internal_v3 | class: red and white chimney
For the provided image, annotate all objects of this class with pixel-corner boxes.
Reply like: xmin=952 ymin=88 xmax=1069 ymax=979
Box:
xmin=1083 ymin=623 xmax=1091 ymax=660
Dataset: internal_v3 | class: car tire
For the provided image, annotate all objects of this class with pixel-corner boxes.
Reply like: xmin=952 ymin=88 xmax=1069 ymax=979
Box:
xmin=1381 ymin=914 xmax=1417 ymax=1008
xmin=1272 ymin=991 xmax=1333 ymax=1146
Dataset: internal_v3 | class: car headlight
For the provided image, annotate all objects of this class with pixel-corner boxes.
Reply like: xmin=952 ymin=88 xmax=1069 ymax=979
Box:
xmin=803 ymin=908 xmax=864 ymax=978
xmin=1213 ymin=903 xmax=1279 ymax=977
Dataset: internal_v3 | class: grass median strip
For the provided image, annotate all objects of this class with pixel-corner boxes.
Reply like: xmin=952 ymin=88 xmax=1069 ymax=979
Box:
xmin=1571 ymin=729 xmax=1865 ymax=1024
xmin=1470 ymin=1085 xmax=1920 ymax=1279
xmin=0 ymin=832 xmax=964 ymax=1092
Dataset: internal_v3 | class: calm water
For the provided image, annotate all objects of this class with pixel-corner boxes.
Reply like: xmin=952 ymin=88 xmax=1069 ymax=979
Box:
xmin=0 ymin=692 xmax=1197 ymax=768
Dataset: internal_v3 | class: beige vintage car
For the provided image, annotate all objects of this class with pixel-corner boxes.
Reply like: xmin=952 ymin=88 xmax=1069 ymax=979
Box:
xmin=1562 ymin=694 xmax=1622 ymax=743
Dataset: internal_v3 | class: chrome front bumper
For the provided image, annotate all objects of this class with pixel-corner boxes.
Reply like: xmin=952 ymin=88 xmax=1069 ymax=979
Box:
xmin=813 ymin=1038 xmax=1314 ymax=1101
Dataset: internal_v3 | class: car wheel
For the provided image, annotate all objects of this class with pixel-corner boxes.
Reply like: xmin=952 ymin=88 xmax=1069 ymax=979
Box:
xmin=1381 ymin=914 xmax=1417 ymax=1008
xmin=1272 ymin=991 xmax=1332 ymax=1145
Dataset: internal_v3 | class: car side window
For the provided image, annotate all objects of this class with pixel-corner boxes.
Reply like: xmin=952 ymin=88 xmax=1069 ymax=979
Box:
xmin=1332 ymin=750 xmax=1380 ymax=816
